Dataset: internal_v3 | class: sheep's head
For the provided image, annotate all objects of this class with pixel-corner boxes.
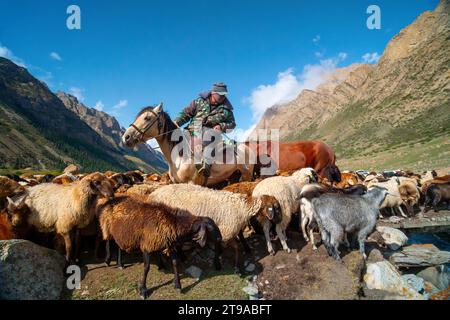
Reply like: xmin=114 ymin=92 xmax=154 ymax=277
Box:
xmin=6 ymin=195 xmax=29 ymax=227
xmin=0 ymin=176 xmax=25 ymax=198
xmin=258 ymin=195 xmax=282 ymax=224
xmin=292 ymin=168 xmax=318 ymax=184
xmin=84 ymin=172 xmax=115 ymax=200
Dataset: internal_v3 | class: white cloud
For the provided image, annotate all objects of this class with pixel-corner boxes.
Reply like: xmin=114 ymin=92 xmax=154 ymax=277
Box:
xmin=113 ymin=99 xmax=128 ymax=110
xmin=312 ymin=35 xmax=321 ymax=44
xmin=50 ymin=52 xmax=62 ymax=61
xmin=94 ymin=101 xmax=104 ymax=111
xmin=0 ymin=44 xmax=26 ymax=67
xmin=362 ymin=52 xmax=380 ymax=64
xmin=69 ymin=86 xmax=85 ymax=102
xmin=240 ymin=54 xmax=348 ymax=141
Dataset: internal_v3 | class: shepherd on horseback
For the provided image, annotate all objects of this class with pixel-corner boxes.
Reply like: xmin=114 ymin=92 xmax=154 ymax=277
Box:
xmin=174 ymin=82 xmax=236 ymax=179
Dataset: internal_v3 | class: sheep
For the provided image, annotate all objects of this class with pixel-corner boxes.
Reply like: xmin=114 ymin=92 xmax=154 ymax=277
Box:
xmin=299 ymin=183 xmax=367 ymax=250
xmin=222 ymin=181 xmax=282 ymax=253
xmin=52 ymin=173 xmax=77 ymax=185
xmin=0 ymin=196 xmax=31 ymax=240
xmin=0 ymin=176 xmax=25 ymax=209
xmin=96 ymin=195 xmax=222 ymax=299
xmin=252 ymin=168 xmax=318 ymax=255
xmin=422 ymin=183 xmax=450 ymax=214
xmin=148 ymin=183 xmax=281 ymax=272
xmin=367 ymin=177 xmax=407 ymax=218
xmin=7 ymin=172 xmax=114 ymax=263
xmin=398 ymin=180 xmax=421 ymax=215
xmin=310 ymin=186 xmax=389 ymax=261
xmin=335 ymin=172 xmax=361 ymax=188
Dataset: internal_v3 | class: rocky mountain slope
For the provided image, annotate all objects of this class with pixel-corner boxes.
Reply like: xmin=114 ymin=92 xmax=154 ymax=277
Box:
xmin=253 ymin=0 xmax=450 ymax=171
xmin=0 ymin=57 xmax=167 ymax=172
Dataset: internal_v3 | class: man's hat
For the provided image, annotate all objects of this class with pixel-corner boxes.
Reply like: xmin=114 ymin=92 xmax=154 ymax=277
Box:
xmin=211 ymin=82 xmax=228 ymax=95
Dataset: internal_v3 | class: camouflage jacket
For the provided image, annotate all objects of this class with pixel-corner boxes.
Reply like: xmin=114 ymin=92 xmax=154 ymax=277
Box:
xmin=174 ymin=92 xmax=236 ymax=135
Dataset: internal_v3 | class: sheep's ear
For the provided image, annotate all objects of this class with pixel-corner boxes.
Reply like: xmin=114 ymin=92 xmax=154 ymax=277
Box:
xmin=192 ymin=221 xmax=207 ymax=248
xmin=6 ymin=196 xmax=15 ymax=208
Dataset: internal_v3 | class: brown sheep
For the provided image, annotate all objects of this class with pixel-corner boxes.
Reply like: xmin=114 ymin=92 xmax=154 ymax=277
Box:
xmin=336 ymin=172 xmax=361 ymax=188
xmin=96 ymin=196 xmax=222 ymax=299
xmin=0 ymin=176 xmax=25 ymax=207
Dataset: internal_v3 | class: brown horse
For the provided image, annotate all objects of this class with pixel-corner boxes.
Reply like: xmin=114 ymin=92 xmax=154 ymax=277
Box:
xmin=246 ymin=140 xmax=341 ymax=183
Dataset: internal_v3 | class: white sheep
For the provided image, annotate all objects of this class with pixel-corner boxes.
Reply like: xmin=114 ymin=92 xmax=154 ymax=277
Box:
xmin=9 ymin=172 xmax=114 ymax=263
xmin=251 ymin=168 xmax=317 ymax=255
xmin=148 ymin=183 xmax=279 ymax=273
xmin=367 ymin=177 xmax=407 ymax=218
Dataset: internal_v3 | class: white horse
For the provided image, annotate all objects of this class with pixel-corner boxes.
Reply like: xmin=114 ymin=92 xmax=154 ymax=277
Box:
xmin=122 ymin=103 xmax=254 ymax=186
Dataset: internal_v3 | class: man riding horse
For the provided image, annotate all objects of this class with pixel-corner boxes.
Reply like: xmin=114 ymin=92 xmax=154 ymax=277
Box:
xmin=174 ymin=82 xmax=236 ymax=179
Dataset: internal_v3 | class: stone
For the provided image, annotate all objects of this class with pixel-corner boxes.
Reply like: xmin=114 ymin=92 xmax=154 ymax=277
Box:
xmin=185 ymin=265 xmax=202 ymax=280
xmin=376 ymin=226 xmax=408 ymax=250
xmin=364 ymin=261 xmax=424 ymax=300
xmin=390 ymin=244 xmax=450 ymax=268
xmin=275 ymin=264 xmax=286 ymax=270
xmin=401 ymin=274 xmax=424 ymax=293
xmin=389 ymin=216 xmax=403 ymax=224
xmin=367 ymin=248 xmax=385 ymax=264
xmin=0 ymin=240 xmax=66 ymax=300
xmin=416 ymin=265 xmax=450 ymax=291
xmin=63 ymin=164 xmax=80 ymax=174
xmin=242 ymin=285 xmax=259 ymax=296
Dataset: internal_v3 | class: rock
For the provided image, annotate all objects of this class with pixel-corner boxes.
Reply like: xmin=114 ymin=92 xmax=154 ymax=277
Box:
xmin=0 ymin=240 xmax=66 ymax=300
xmin=429 ymin=287 xmax=450 ymax=300
xmin=401 ymin=274 xmax=424 ymax=293
xmin=388 ymin=216 xmax=403 ymax=224
xmin=423 ymin=281 xmax=440 ymax=295
xmin=185 ymin=265 xmax=202 ymax=280
xmin=275 ymin=264 xmax=285 ymax=270
xmin=364 ymin=261 xmax=424 ymax=300
xmin=343 ymin=250 xmax=366 ymax=284
xmin=242 ymin=285 xmax=259 ymax=296
xmin=390 ymin=244 xmax=450 ymax=268
xmin=416 ymin=265 xmax=450 ymax=290
xmin=64 ymin=164 xmax=80 ymax=174
xmin=367 ymin=248 xmax=385 ymax=264
xmin=376 ymin=226 xmax=408 ymax=250
xmin=245 ymin=263 xmax=256 ymax=272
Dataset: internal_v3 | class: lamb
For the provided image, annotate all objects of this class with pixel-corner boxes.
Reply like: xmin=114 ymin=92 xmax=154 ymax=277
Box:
xmin=299 ymin=183 xmax=368 ymax=250
xmin=223 ymin=181 xmax=282 ymax=253
xmin=422 ymin=182 xmax=450 ymax=214
xmin=7 ymin=172 xmax=114 ymax=263
xmin=149 ymin=183 xmax=281 ymax=272
xmin=310 ymin=186 xmax=389 ymax=261
xmin=96 ymin=195 xmax=222 ymax=299
xmin=252 ymin=168 xmax=318 ymax=255
xmin=367 ymin=177 xmax=406 ymax=218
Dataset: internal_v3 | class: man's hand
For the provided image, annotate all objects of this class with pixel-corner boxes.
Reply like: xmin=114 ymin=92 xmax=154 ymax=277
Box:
xmin=213 ymin=125 xmax=222 ymax=132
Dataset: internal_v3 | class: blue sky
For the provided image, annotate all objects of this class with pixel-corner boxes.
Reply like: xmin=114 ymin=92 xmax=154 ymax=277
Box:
xmin=0 ymin=0 xmax=439 ymax=139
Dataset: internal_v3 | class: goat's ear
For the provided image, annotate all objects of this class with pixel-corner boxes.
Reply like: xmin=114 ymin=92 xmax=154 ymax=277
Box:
xmin=6 ymin=196 xmax=16 ymax=209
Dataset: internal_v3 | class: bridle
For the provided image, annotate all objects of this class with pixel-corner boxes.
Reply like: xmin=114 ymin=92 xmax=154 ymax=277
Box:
xmin=130 ymin=108 xmax=163 ymax=142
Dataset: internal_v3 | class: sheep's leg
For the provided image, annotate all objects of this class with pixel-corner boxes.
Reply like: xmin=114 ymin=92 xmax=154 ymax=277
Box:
xmin=230 ymin=239 xmax=242 ymax=274
xmin=94 ymin=236 xmax=101 ymax=259
xmin=156 ymin=252 xmax=166 ymax=270
xmin=276 ymin=225 xmax=291 ymax=253
xmin=432 ymin=194 xmax=441 ymax=212
xmin=105 ymin=240 xmax=111 ymax=266
xmin=61 ymin=232 xmax=73 ymax=266
xmin=343 ymin=233 xmax=351 ymax=249
xmin=308 ymin=223 xmax=317 ymax=250
xmin=73 ymin=229 xmax=81 ymax=264
xmin=300 ymin=213 xmax=310 ymax=242
xmin=170 ymin=252 xmax=182 ymax=292
xmin=117 ymin=247 xmax=124 ymax=270
xmin=263 ymin=220 xmax=275 ymax=256
xmin=390 ymin=207 xmax=396 ymax=216
xmin=357 ymin=227 xmax=372 ymax=260
xmin=238 ymin=230 xmax=251 ymax=254
xmin=214 ymin=240 xmax=222 ymax=270
xmin=397 ymin=206 xmax=407 ymax=218
xmin=139 ymin=251 xmax=151 ymax=299
xmin=378 ymin=209 xmax=384 ymax=219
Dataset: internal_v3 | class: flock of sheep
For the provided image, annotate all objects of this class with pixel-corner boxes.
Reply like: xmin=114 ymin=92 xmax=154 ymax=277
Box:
xmin=0 ymin=167 xmax=449 ymax=299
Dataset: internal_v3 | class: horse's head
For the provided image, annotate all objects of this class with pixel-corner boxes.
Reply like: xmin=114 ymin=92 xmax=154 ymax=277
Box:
xmin=122 ymin=103 xmax=164 ymax=148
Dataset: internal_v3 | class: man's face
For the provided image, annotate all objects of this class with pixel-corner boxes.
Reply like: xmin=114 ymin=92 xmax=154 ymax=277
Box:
xmin=211 ymin=93 xmax=226 ymax=105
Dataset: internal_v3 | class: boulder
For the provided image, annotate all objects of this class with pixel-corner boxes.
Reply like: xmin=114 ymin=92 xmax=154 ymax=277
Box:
xmin=364 ymin=261 xmax=424 ymax=300
xmin=0 ymin=240 xmax=66 ymax=300
xmin=63 ymin=164 xmax=80 ymax=175
xmin=376 ymin=226 xmax=408 ymax=250
xmin=390 ymin=244 xmax=450 ymax=268
xmin=401 ymin=274 xmax=424 ymax=293
xmin=416 ymin=265 xmax=450 ymax=291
